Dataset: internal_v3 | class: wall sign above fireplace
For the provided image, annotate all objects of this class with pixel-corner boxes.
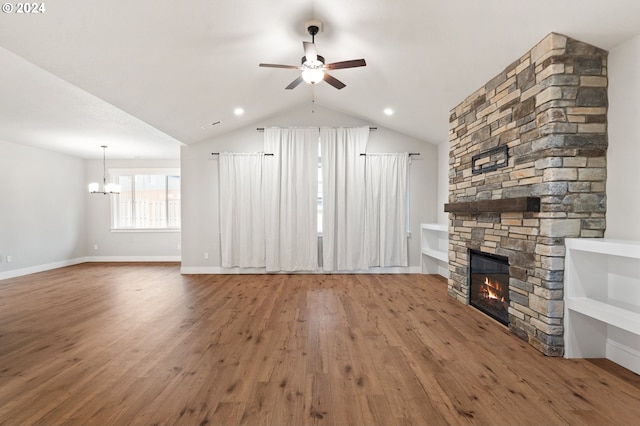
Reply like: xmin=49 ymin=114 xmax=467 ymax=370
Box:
xmin=471 ymin=145 xmax=508 ymax=174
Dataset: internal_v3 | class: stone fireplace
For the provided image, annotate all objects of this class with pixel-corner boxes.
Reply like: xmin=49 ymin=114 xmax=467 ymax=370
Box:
xmin=446 ymin=33 xmax=608 ymax=356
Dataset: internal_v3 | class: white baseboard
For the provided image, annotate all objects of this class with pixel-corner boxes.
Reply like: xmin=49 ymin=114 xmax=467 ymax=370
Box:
xmin=0 ymin=256 xmax=181 ymax=281
xmin=0 ymin=257 xmax=88 ymax=281
xmin=85 ymin=256 xmax=181 ymax=262
xmin=180 ymin=266 xmax=421 ymax=275
xmin=180 ymin=266 xmax=265 ymax=274
xmin=1 ymin=258 xmax=416 ymax=281
xmin=607 ymin=339 xmax=640 ymax=375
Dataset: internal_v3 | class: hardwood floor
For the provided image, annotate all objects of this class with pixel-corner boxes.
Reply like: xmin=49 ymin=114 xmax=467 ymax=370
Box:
xmin=1 ymin=264 xmax=640 ymax=425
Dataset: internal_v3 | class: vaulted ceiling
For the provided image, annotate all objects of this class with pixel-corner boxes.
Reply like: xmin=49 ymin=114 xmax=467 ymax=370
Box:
xmin=1 ymin=0 xmax=639 ymax=159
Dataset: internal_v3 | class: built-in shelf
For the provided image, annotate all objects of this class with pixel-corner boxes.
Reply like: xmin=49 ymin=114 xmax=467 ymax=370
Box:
xmin=566 ymin=238 xmax=640 ymax=258
xmin=422 ymin=248 xmax=448 ymax=263
xmin=564 ymin=238 xmax=640 ymax=374
xmin=420 ymin=223 xmax=448 ymax=277
xmin=567 ymin=297 xmax=640 ymax=336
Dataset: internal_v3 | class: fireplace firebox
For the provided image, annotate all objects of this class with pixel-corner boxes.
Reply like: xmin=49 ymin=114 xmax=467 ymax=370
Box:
xmin=469 ymin=250 xmax=510 ymax=325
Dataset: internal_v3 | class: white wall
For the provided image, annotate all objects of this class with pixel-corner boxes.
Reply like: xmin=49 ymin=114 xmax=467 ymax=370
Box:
xmin=437 ymin=141 xmax=449 ymax=225
xmin=180 ymin=104 xmax=439 ymax=271
xmin=85 ymin=158 xmax=181 ymax=260
xmin=607 ymin=33 xmax=640 ymax=240
xmin=0 ymin=140 xmax=86 ymax=277
xmin=0 ymin=144 xmax=182 ymax=280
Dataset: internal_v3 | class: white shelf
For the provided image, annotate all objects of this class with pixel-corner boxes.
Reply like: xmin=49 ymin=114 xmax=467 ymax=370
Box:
xmin=420 ymin=223 xmax=448 ymax=277
xmin=566 ymin=238 xmax=640 ymax=258
xmin=421 ymin=248 xmax=448 ymax=263
xmin=564 ymin=238 xmax=640 ymax=374
xmin=421 ymin=223 xmax=448 ymax=232
xmin=567 ymin=297 xmax=640 ymax=336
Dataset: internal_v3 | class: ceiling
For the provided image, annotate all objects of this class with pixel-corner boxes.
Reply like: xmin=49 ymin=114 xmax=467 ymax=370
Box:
xmin=1 ymin=0 xmax=639 ymax=159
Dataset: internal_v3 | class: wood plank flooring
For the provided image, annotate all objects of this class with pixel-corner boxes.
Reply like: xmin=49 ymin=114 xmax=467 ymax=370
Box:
xmin=1 ymin=263 xmax=640 ymax=425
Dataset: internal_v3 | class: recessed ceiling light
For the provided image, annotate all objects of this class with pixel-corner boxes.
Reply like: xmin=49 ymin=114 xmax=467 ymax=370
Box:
xmin=234 ymin=107 xmax=244 ymax=116
xmin=384 ymin=108 xmax=394 ymax=116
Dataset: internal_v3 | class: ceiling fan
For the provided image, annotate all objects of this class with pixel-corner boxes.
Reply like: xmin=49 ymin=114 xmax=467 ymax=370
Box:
xmin=259 ymin=20 xmax=366 ymax=90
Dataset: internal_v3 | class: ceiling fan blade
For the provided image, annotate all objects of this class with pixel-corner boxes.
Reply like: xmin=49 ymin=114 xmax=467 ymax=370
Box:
xmin=324 ymin=73 xmax=346 ymax=90
xmin=285 ymin=75 xmax=304 ymax=90
xmin=303 ymin=41 xmax=317 ymax=63
xmin=325 ymin=59 xmax=367 ymax=70
xmin=259 ymin=63 xmax=301 ymax=69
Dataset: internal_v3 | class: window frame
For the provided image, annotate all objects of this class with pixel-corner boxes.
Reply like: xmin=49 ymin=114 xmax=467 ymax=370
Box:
xmin=109 ymin=168 xmax=181 ymax=232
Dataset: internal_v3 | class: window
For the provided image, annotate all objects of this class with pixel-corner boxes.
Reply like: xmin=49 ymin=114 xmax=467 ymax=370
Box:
xmin=111 ymin=169 xmax=181 ymax=230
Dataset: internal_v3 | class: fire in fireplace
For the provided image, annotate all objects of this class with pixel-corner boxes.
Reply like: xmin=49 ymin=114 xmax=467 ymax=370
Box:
xmin=469 ymin=250 xmax=510 ymax=325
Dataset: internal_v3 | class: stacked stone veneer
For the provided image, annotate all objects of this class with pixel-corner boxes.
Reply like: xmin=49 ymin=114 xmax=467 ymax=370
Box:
xmin=447 ymin=33 xmax=608 ymax=356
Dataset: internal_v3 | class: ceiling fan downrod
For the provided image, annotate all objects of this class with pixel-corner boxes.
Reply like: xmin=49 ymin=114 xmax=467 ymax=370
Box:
xmin=308 ymin=24 xmax=319 ymax=43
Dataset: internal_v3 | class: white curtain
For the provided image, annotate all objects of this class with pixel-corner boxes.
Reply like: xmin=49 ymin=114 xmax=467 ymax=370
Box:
xmin=365 ymin=153 xmax=409 ymax=267
xmin=320 ymin=127 xmax=369 ymax=271
xmin=219 ymin=153 xmax=265 ymax=268
xmin=264 ymin=128 xmax=318 ymax=272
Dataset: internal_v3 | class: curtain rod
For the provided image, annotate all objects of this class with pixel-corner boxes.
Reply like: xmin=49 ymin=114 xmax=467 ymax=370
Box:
xmin=360 ymin=153 xmax=421 ymax=156
xmin=211 ymin=152 xmax=417 ymax=157
xmin=256 ymin=127 xmax=377 ymax=132
xmin=211 ymin=152 xmax=274 ymax=156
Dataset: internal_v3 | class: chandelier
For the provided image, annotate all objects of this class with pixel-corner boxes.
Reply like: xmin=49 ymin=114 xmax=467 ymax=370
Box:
xmin=89 ymin=145 xmax=120 ymax=195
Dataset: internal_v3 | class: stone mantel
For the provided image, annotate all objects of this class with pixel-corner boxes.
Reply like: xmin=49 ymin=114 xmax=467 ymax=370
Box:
xmin=444 ymin=197 xmax=541 ymax=214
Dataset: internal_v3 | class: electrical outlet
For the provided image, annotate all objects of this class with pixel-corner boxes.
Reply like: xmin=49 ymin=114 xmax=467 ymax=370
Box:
xmin=177 ymin=244 xmax=181 ymax=250
xmin=93 ymin=244 xmax=98 ymax=251
xmin=203 ymin=252 xmax=209 ymax=259
xmin=6 ymin=255 xmax=12 ymax=263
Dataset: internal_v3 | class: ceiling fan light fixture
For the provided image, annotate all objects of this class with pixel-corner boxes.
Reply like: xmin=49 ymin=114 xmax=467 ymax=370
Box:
xmin=302 ymin=68 xmax=324 ymax=84
xmin=259 ymin=20 xmax=364 ymax=90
